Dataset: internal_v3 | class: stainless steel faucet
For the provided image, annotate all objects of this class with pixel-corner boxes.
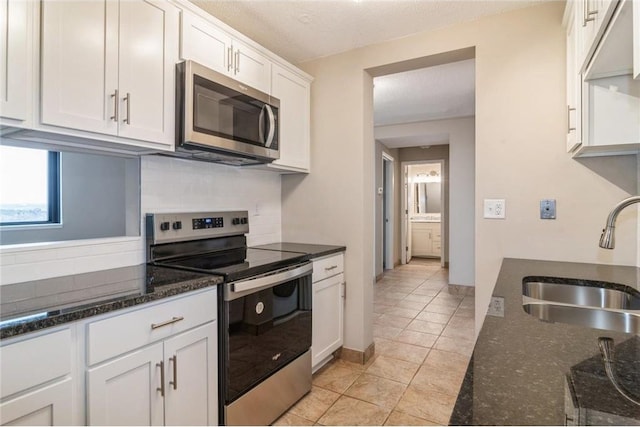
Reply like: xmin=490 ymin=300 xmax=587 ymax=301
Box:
xmin=599 ymin=196 xmax=640 ymax=249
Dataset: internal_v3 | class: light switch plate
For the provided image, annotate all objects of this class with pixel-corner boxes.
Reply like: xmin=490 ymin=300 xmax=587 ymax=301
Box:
xmin=484 ymin=199 xmax=506 ymax=219
xmin=540 ymin=199 xmax=556 ymax=219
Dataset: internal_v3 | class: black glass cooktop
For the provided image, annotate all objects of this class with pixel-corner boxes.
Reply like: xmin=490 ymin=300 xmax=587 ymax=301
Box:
xmin=156 ymin=248 xmax=308 ymax=282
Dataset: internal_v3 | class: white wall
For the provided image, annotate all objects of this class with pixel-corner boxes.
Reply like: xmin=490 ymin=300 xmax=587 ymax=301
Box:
xmin=378 ymin=117 xmax=475 ymax=286
xmin=283 ymin=2 xmax=638 ymax=354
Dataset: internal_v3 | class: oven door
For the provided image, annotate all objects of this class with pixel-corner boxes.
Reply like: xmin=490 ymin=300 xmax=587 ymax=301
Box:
xmin=221 ymin=263 xmax=312 ymax=405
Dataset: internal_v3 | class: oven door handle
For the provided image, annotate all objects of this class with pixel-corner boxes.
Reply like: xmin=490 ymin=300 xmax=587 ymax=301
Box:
xmin=230 ymin=262 xmax=312 ymax=294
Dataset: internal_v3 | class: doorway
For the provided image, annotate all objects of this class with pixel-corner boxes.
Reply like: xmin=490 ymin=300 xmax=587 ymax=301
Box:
xmin=401 ymin=160 xmax=446 ymax=267
xmin=382 ymin=153 xmax=394 ymax=270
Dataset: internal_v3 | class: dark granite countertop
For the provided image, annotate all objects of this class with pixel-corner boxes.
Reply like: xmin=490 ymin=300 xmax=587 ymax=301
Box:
xmin=450 ymin=258 xmax=640 ymax=425
xmin=252 ymin=242 xmax=346 ymax=259
xmin=0 ymin=265 xmax=222 ymax=340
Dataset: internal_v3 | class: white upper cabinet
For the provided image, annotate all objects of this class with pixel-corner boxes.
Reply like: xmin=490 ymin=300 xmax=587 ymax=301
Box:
xmin=41 ymin=0 xmax=179 ymax=148
xmin=565 ymin=1 xmax=582 ymax=153
xmin=0 ymin=0 xmax=31 ymax=123
xmin=180 ymin=9 xmax=271 ymax=93
xmin=180 ymin=11 xmax=232 ymax=75
xmin=270 ymin=63 xmax=311 ymax=173
xmin=577 ymin=0 xmax=618 ymax=71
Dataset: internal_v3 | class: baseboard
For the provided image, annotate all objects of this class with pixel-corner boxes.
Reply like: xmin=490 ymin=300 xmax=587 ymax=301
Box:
xmin=339 ymin=342 xmax=376 ymax=365
xmin=375 ymin=273 xmax=384 ymax=282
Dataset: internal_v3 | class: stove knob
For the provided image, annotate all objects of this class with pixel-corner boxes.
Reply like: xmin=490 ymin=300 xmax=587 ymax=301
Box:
xmin=240 ymin=217 xmax=248 ymax=225
xmin=232 ymin=218 xmax=240 ymax=225
xmin=160 ymin=221 xmax=170 ymax=231
xmin=172 ymin=221 xmax=182 ymax=230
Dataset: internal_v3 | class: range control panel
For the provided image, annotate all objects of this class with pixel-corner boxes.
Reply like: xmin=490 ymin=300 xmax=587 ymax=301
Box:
xmin=147 ymin=211 xmax=249 ymax=244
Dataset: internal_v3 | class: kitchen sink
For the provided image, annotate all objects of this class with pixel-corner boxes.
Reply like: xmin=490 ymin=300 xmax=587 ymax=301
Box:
xmin=522 ymin=277 xmax=640 ymax=334
xmin=523 ymin=280 xmax=640 ymax=310
xmin=523 ymin=303 xmax=640 ymax=335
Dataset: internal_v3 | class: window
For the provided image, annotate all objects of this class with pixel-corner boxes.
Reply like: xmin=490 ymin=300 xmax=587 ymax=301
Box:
xmin=0 ymin=146 xmax=60 ymax=225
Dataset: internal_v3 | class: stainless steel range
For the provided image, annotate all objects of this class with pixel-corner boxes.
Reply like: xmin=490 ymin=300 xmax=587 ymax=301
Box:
xmin=146 ymin=211 xmax=312 ymax=426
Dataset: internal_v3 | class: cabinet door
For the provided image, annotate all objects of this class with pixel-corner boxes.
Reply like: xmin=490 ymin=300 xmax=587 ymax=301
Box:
xmin=41 ymin=0 xmax=118 ymax=135
xmin=0 ymin=379 xmax=72 ymax=426
xmin=270 ymin=64 xmax=311 ymax=172
xmin=0 ymin=0 xmax=29 ymax=122
xmin=232 ymin=40 xmax=271 ymax=93
xmin=180 ymin=11 xmax=232 ymax=74
xmin=163 ymin=322 xmax=218 ymax=426
xmin=312 ymin=273 xmax=344 ymax=370
xmin=118 ymin=0 xmax=179 ymax=146
xmin=566 ymin=3 xmax=582 ymax=152
xmin=87 ymin=344 xmax=164 ymax=426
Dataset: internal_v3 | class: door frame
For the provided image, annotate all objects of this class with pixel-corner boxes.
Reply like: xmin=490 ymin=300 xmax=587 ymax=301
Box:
xmin=382 ymin=152 xmax=394 ymax=270
xmin=401 ymin=159 xmax=446 ymax=266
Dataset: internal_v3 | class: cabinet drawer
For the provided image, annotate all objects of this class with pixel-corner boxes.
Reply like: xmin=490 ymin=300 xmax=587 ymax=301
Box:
xmin=87 ymin=288 xmax=216 ymax=366
xmin=1 ymin=328 xmax=71 ymax=399
xmin=312 ymin=253 xmax=344 ymax=283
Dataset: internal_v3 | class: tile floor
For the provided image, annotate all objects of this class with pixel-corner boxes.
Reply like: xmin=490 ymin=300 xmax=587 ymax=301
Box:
xmin=275 ymin=259 xmax=475 ymax=426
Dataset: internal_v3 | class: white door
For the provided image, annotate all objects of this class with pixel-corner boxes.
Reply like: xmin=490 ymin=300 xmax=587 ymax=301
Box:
xmin=163 ymin=323 xmax=218 ymax=426
xmin=0 ymin=0 xmax=29 ymax=121
xmin=0 ymin=379 xmax=73 ymax=426
xmin=41 ymin=0 xmax=118 ymax=135
xmin=405 ymin=170 xmax=412 ymax=263
xmin=270 ymin=64 xmax=311 ymax=172
xmin=180 ymin=11 xmax=233 ymax=75
xmin=118 ymin=0 xmax=179 ymax=146
xmin=87 ymin=344 xmax=164 ymax=426
xmin=312 ymin=274 xmax=344 ymax=370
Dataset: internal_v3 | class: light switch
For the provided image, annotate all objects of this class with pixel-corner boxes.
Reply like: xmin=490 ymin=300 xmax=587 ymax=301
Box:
xmin=484 ymin=199 xmax=506 ymax=219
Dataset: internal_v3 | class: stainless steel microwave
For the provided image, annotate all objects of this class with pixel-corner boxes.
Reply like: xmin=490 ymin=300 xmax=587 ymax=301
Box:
xmin=175 ymin=60 xmax=279 ymax=166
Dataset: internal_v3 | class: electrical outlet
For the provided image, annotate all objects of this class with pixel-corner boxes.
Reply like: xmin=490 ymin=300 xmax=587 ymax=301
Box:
xmin=487 ymin=296 xmax=505 ymax=317
xmin=484 ymin=199 xmax=506 ymax=219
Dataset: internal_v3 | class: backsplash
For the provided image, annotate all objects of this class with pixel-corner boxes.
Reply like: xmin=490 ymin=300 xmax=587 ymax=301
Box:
xmin=0 ymin=155 xmax=282 ymax=285
xmin=141 ymin=155 xmax=282 ymax=246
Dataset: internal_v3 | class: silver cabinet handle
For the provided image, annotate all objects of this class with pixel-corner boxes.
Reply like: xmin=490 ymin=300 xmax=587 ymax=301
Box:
xmin=169 ymin=355 xmax=178 ymax=390
xmin=567 ymin=106 xmax=576 ymax=133
xmin=110 ymin=89 xmax=119 ymax=122
xmin=151 ymin=316 xmax=184 ymax=330
xmin=123 ymin=93 xmax=131 ymax=124
xmin=156 ymin=361 xmax=165 ymax=397
xmin=227 ymin=47 xmax=233 ymax=72
xmin=235 ymin=50 xmax=240 ymax=73
xmin=264 ymin=104 xmax=276 ymax=147
xmin=583 ymin=0 xmax=597 ymax=26
xmin=324 ymin=265 xmax=338 ymax=271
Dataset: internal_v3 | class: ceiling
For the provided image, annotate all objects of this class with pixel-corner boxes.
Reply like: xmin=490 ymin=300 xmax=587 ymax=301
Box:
xmin=373 ymin=59 xmax=475 ymax=127
xmin=192 ymin=0 xmax=548 ymax=65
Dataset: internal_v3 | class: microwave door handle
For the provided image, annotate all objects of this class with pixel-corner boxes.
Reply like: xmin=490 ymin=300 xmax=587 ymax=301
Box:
xmin=259 ymin=105 xmax=266 ymax=144
xmin=265 ymin=105 xmax=276 ymax=148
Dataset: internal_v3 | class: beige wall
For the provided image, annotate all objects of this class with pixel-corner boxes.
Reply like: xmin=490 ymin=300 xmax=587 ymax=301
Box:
xmin=283 ymin=2 xmax=639 ymax=352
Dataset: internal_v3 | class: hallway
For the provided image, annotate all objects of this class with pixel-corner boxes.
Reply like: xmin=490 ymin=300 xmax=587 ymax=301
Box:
xmin=275 ymin=259 xmax=475 ymax=425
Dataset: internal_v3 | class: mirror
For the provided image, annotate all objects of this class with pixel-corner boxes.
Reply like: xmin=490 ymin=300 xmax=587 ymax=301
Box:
xmin=414 ymin=182 xmax=441 ymax=214
xmin=0 ymin=146 xmax=140 ymax=245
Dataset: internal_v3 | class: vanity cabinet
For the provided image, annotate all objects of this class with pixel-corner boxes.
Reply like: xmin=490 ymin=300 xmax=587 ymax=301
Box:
xmin=85 ymin=288 xmax=218 ymax=426
xmin=411 ymin=222 xmax=441 ymax=258
xmin=0 ymin=0 xmax=32 ymax=125
xmin=0 ymin=328 xmax=73 ymax=426
xmin=311 ymin=253 xmax=345 ymax=372
xmin=180 ymin=9 xmax=271 ymax=93
xmin=40 ymin=0 xmax=179 ymax=149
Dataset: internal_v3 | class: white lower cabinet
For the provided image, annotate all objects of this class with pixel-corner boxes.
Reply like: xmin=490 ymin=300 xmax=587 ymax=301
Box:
xmin=85 ymin=288 xmax=218 ymax=426
xmin=411 ymin=222 xmax=441 ymax=258
xmin=0 ymin=327 xmax=74 ymax=426
xmin=311 ymin=253 xmax=345 ymax=372
xmin=0 ymin=379 xmax=73 ymax=426
xmin=87 ymin=323 xmax=216 ymax=426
